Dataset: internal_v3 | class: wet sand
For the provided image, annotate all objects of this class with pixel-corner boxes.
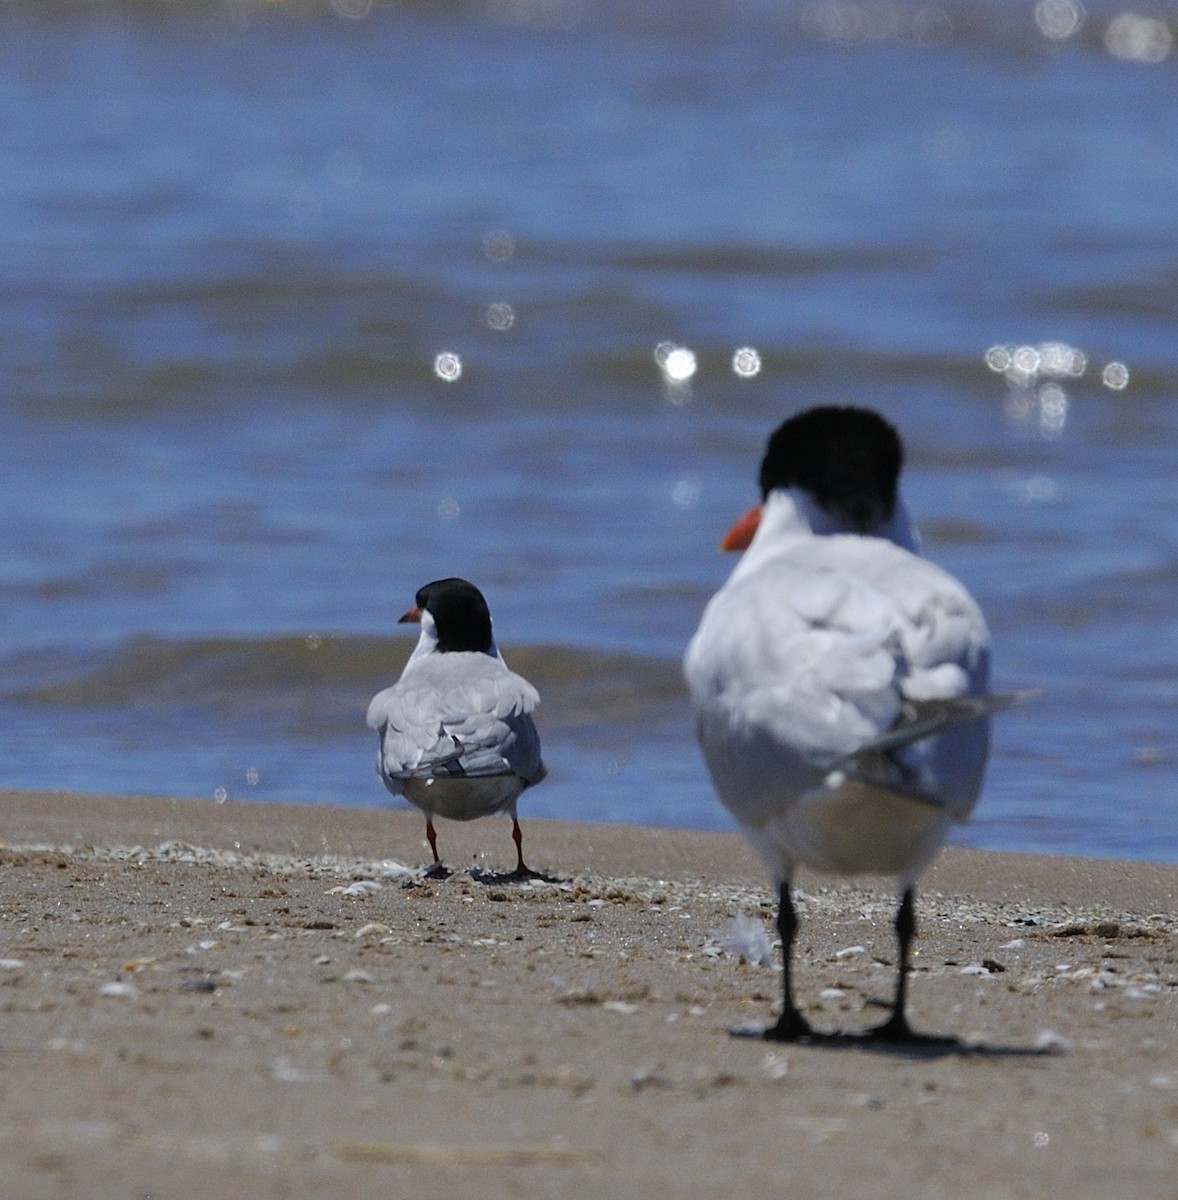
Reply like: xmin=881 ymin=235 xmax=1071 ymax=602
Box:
xmin=1 ymin=789 xmax=1175 ymax=1199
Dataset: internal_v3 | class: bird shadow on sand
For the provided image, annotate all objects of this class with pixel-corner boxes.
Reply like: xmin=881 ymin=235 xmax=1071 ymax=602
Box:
xmin=730 ymin=1024 xmax=1064 ymax=1061
xmin=460 ymin=865 xmax=567 ymax=887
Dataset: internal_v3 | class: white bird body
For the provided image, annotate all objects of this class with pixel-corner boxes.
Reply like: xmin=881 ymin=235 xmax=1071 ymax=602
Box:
xmin=367 ymin=578 xmax=546 ymax=874
xmin=686 ymin=487 xmax=992 ymax=885
xmin=683 ymin=407 xmax=1027 ymax=1042
xmin=367 ymin=649 xmax=545 ymax=821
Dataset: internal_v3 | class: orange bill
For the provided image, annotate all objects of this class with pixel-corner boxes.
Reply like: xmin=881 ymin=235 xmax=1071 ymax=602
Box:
xmin=721 ymin=504 xmax=762 ymax=551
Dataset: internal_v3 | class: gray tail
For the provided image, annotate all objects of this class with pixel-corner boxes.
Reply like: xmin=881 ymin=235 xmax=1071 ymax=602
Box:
xmin=858 ymin=688 xmax=1041 ymax=756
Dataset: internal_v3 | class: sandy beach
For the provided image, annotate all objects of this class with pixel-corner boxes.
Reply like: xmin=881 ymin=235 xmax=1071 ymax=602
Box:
xmin=1 ymin=788 xmax=1175 ymax=1199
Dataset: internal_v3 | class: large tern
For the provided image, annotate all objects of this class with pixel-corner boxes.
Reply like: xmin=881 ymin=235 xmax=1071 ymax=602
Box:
xmin=684 ymin=406 xmax=1031 ymax=1042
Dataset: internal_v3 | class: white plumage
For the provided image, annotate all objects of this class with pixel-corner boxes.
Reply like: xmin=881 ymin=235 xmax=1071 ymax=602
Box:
xmin=367 ymin=578 xmax=546 ymax=875
xmin=684 ymin=406 xmax=1027 ymax=1041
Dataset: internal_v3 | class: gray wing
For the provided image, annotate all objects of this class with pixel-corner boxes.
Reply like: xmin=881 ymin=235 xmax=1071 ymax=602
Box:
xmin=851 ymin=689 xmax=1041 ymax=758
xmin=366 ymin=654 xmax=545 ymax=786
xmin=841 ymin=688 xmax=1040 ymax=809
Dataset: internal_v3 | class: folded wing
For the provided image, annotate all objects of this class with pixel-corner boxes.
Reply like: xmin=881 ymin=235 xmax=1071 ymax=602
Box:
xmin=366 ymin=655 xmax=544 ymax=787
xmin=685 ymin=536 xmax=995 ymax=822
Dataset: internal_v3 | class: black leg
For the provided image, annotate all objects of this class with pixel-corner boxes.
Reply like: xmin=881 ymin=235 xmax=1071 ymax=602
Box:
xmin=509 ymin=816 xmax=534 ymax=877
xmin=869 ymin=886 xmax=917 ymax=1042
xmin=763 ymin=880 xmax=813 ymax=1041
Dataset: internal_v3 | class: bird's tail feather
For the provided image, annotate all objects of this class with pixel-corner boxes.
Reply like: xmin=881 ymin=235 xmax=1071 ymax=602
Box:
xmin=856 ymin=688 xmax=1041 ymax=757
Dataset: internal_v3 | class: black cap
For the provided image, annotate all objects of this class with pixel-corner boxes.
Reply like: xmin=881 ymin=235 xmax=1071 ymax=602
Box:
xmin=758 ymin=406 xmax=903 ymax=533
xmin=412 ymin=577 xmax=494 ymax=653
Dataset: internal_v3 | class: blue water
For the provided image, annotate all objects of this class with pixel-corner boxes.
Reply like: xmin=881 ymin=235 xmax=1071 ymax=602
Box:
xmin=1 ymin=0 xmax=1176 ymax=863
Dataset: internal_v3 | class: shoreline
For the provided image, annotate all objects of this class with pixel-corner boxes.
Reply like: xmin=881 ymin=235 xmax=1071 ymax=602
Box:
xmin=1 ymin=789 xmax=1175 ymax=1198
xmin=6 ymin=786 xmax=1178 ymax=909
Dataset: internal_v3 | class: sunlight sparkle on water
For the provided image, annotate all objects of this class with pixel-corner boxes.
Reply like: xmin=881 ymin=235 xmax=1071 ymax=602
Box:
xmin=654 ymin=342 xmax=697 ymax=407
xmin=732 ymin=346 xmax=762 ymax=378
xmin=1008 ymin=475 xmax=1060 ymax=505
xmin=1039 ymin=341 xmax=1087 ymax=377
xmin=482 ymin=302 xmax=516 ymax=331
xmin=671 ymin=475 xmax=702 ymax=509
xmin=1037 ymin=382 xmax=1068 ymax=439
xmin=986 ymin=341 xmax=1091 ymax=440
xmin=1105 ymin=12 xmax=1172 ymax=61
xmin=654 ymin=342 xmax=697 ymax=382
xmin=987 ymin=340 xmax=1087 ymax=386
xmin=1035 ymin=0 xmax=1084 ymax=40
xmin=434 ymin=352 xmax=463 ymax=382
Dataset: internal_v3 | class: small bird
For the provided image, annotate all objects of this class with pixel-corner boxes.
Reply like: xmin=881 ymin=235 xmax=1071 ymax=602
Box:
xmin=367 ymin=577 xmax=547 ymax=876
xmin=684 ymin=406 xmax=1029 ymax=1042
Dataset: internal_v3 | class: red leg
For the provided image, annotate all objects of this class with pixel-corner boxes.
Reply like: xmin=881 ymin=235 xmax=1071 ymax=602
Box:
xmin=425 ymin=818 xmax=440 ymax=863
